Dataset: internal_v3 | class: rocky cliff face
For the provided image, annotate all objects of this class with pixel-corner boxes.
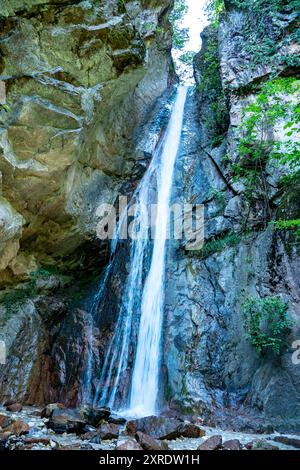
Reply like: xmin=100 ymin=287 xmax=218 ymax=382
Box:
xmin=0 ymin=0 xmax=174 ymax=282
xmin=0 ymin=0 xmax=175 ymax=403
xmin=1 ymin=0 xmax=300 ymax=434
xmin=164 ymin=2 xmax=300 ymax=431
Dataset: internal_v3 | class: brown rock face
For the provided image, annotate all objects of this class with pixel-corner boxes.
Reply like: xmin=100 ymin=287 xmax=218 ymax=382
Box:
xmin=179 ymin=423 xmax=206 ymax=438
xmin=198 ymin=435 xmax=222 ymax=451
xmin=0 ymin=414 xmax=11 ymax=429
xmin=0 ymin=0 xmax=174 ymax=409
xmin=5 ymin=419 xmax=29 ymax=436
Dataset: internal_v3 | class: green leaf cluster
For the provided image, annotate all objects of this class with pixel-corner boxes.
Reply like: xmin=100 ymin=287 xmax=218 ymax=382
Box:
xmin=243 ymin=296 xmax=292 ymax=355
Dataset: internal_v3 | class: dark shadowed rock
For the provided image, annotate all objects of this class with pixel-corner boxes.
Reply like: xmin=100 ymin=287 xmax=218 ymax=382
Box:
xmin=82 ymin=424 xmax=97 ymax=434
xmin=108 ymin=414 xmax=127 ymax=425
xmin=3 ymin=399 xmax=17 ymax=407
xmin=273 ymin=436 xmax=300 ymax=448
xmin=136 ymin=431 xmax=168 ymax=450
xmin=223 ymin=439 xmax=242 ymax=450
xmin=0 ymin=432 xmax=11 ymax=450
xmin=41 ymin=403 xmax=65 ymax=418
xmin=117 ymin=438 xmax=143 ymax=450
xmin=198 ymin=435 xmax=222 ymax=450
xmin=47 ymin=409 xmax=86 ymax=434
xmin=79 ymin=405 xmax=111 ymax=426
xmin=98 ymin=423 xmax=120 ymax=440
xmin=6 ymin=403 xmax=23 ymax=413
xmin=126 ymin=416 xmax=184 ymax=440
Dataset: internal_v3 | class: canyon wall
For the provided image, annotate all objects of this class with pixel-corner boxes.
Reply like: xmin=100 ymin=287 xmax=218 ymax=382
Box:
xmin=165 ymin=1 xmax=300 ymax=431
xmin=0 ymin=0 xmax=175 ymax=404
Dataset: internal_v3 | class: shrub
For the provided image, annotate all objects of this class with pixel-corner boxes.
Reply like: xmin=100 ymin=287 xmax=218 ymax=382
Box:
xmin=243 ymin=296 xmax=292 ymax=355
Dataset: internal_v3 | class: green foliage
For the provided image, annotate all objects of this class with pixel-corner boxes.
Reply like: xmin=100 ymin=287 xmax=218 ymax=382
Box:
xmin=274 ymin=219 xmax=300 ymax=238
xmin=169 ymin=0 xmax=189 ymax=50
xmin=243 ymin=296 xmax=292 ymax=355
xmin=189 ymin=232 xmax=241 ymax=259
xmin=196 ymin=28 xmax=228 ymax=141
xmin=206 ymin=0 xmax=225 ymax=26
xmin=0 ymin=104 xmax=10 ymax=112
xmin=179 ymin=51 xmax=195 ymax=65
xmin=233 ymin=77 xmax=300 ymax=223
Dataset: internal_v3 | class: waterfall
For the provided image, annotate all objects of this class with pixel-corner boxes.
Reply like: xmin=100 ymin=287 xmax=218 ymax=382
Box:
xmin=91 ymin=86 xmax=188 ymax=417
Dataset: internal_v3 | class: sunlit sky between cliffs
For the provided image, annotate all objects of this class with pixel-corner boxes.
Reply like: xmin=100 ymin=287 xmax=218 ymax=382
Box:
xmin=184 ymin=0 xmax=209 ymax=51
xmin=172 ymin=0 xmax=209 ymax=84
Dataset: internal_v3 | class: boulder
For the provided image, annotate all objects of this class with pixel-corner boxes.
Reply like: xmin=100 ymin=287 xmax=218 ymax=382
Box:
xmin=273 ymin=436 xmax=300 ymax=449
xmin=5 ymin=419 xmax=29 ymax=436
xmin=108 ymin=414 xmax=127 ymax=425
xmin=198 ymin=435 xmax=222 ymax=450
xmin=79 ymin=405 xmax=111 ymax=426
xmin=117 ymin=438 xmax=143 ymax=451
xmin=47 ymin=409 xmax=86 ymax=434
xmin=136 ymin=431 xmax=168 ymax=451
xmin=223 ymin=439 xmax=242 ymax=450
xmin=98 ymin=423 xmax=120 ymax=440
xmin=3 ymin=399 xmax=17 ymax=407
xmin=0 ymin=414 xmax=11 ymax=429
xmin=41 ymin=403 xmax=65 ymax=418
xmin=126 ymin=416 xmax=184 ymax=440
xmin=6 ymin=403 xmax=23 ymax=412
xmin=179 ymin=423 xmax=206 ymax=438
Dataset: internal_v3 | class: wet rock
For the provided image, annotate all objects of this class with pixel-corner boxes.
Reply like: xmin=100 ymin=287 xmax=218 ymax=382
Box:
xmin=81 ymin=431 xmax=98 ymax=441
xmin=108 ymin=414 xmax=127 ymax=425
xmin=22 ymin=437 xmax=51 ymax=446
xmin=41 ymin=403 xmax=65 ymax=418
xmin=223 ymin=439 xmax=242 ymax=450
xmin=82 ymin=424 xmax=97 ymax=434
xmin=0 ymin=414 xmax=11 ymax=429
xmin=136 ymin=431 xmax=168 ymax=451
xmin=117 ymin=438 xmax=143 ymax=451
xmin=5 ymin=420 xmax=29 ymax=436
xmin=198 ymin=435 xmax=222 ymax=450
xmin=47 ymin=409 xmax=86 ymax=434
xmin=126 ymin=416 xmax=184 ymax=440
xmin=79 ymin=405 xmax=111 ymax=426
xmin=98 ymin=423 xmax=120 ymax=440
xmin=6 ymin=403 xmax=23 ymax=412
xmin=179 ymin=423 xmax=206 ymax=438
xmin=273 ymin=436 xmax=300 ymax=448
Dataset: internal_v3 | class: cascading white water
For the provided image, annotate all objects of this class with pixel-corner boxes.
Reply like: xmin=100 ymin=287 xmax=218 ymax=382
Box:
xmin=92 ymin=86 xmax=188 ymax=416
xmin=127 ymin=86 xmax=188 ymax=417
